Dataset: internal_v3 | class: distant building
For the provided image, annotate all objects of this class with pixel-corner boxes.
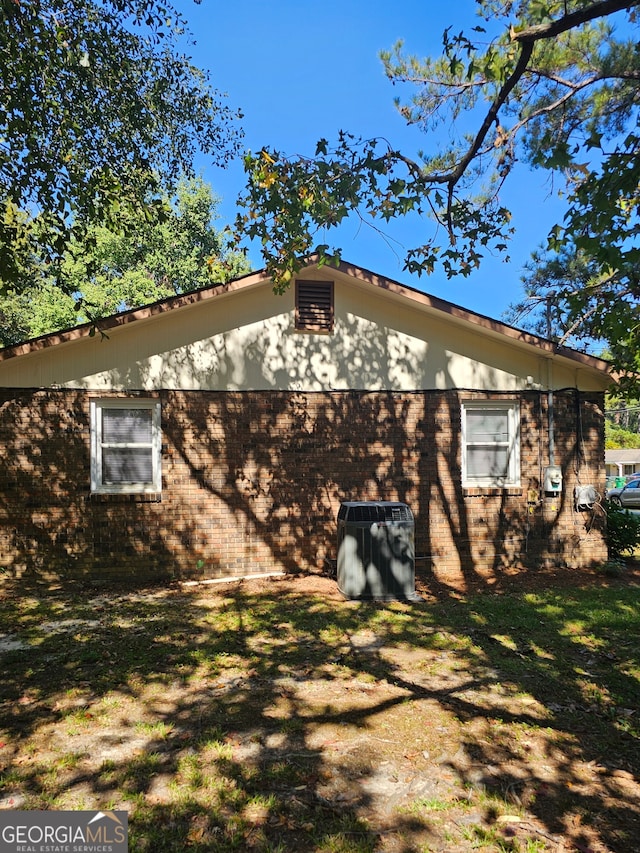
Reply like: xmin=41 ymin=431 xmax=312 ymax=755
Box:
xmin=605 ymin=448 xmax=640 ymax=479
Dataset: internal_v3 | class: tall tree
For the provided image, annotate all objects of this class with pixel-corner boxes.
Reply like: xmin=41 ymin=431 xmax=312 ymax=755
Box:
xmin=0 ymin=0 xmax=242 ymax=288
xmin=235 ymin=0 xmax=640 ymax=303
xmin=506 ymin=244 xmax=640 ymax=392
xmin=505 ymin=247 xmax=608 ymax=347
xmin=0 ymin=178 xmax=251 ymax=345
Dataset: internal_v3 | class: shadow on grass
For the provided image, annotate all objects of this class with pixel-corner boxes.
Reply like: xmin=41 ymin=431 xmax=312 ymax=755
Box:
xmin=0 ymin=574 xmax=639 ymax=852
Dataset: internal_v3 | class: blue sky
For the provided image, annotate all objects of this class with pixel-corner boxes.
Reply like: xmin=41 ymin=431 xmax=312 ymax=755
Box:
xmin=175 ymin=0 xmax=568 ymax=322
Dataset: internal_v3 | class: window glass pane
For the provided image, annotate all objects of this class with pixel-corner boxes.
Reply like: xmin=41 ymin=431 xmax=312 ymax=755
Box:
xmin=467 ymin=446 xmax=509 ymax=479
xmin=102 ymin=408 xmax=152 ymax=443
xmin=467 ymin=410 xmax=509 ymax=443
xmin=103 ymin=448 xmax=153 ymax=484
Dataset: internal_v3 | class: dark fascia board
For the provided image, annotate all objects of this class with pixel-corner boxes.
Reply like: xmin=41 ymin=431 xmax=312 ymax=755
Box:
xmin=0 ymin=258 xmax=611 ymax=377
xmin=0 ymin=267 xmax=271 ymax=361
xmin=332 ymin=259 xmax=611 ymax=376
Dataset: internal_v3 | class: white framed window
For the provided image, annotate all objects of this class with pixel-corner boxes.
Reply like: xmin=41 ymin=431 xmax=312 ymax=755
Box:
xmin=461 ymin=401 xmax=520 ymax=487
xmin=90 ymin=399 xmax=161 ymax=494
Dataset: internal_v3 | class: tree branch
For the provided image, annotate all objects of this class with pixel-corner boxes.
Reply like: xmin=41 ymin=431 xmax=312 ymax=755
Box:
xmin=446 ymin=41 xmax=534 ymax=187
xmin=558 ymin=301 xmax=602 ymax=345
xmin=512 ymin=0 xmax=640 ymax=44
xmin=433 ymin=0 xmax=640 ymax=235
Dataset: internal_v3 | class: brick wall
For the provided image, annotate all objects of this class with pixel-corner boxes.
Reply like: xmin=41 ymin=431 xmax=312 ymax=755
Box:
xmin=0 ymin=388 xmax=607 ymax=587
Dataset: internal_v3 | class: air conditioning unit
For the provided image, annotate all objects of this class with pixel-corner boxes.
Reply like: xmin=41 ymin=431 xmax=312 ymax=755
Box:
xmin=337 ymin=501 xmax=417 ymax=600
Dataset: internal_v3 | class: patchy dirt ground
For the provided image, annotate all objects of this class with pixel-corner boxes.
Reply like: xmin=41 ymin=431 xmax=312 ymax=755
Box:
xmin=213 ymin=569 xmax=640 ymax=852
xmin=1 ymin=566 xmax=639 ymax=852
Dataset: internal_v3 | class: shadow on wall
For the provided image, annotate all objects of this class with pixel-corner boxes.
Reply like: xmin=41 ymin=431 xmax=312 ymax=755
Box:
xmin=87 ymin=288 xmax=505 ymax=394
xmin=0 ymin=391 xmax=215 ymax=585
xmin=0 ymin=310 xmax=606 ymax=588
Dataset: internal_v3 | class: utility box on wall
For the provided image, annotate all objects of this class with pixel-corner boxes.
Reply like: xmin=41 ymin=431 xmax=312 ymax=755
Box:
xmin=337 ymin=501 xmax=417 ymax=601
xmin=544 ymin=465 xmax=563 ymax=495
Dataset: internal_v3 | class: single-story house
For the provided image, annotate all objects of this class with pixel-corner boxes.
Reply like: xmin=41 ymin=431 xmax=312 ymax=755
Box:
xmin=0 ymin=259 xmax=611 ymax=587
xmin=605 ymin=449 xmax=640 ymax=480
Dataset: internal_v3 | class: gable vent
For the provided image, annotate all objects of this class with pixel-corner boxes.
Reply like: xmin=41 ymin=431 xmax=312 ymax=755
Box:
xmin=295 ymin=280 xmax=334 ymax=333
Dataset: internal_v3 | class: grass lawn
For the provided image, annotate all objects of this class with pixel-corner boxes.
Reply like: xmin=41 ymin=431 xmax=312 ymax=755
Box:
xmin=0 ymin=570 xmax=639 ymax=852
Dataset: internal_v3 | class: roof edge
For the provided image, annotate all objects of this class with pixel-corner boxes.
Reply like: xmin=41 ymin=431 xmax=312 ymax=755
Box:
xmin=0 ymin=258 xmax=611 ymax=376
xmin=0 ymin=267 xmax=271 ymax=361
xmin=333 ymin=259 xmax=611 ymax=375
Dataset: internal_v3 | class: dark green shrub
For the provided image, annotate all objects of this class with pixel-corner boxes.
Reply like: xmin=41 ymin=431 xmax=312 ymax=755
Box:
xmin=606 ymin=501 xmax=640 ymax=558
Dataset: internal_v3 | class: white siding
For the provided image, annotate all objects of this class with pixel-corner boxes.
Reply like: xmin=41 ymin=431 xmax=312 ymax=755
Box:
xmin=0 ymin=271 xmax=609 ymax=392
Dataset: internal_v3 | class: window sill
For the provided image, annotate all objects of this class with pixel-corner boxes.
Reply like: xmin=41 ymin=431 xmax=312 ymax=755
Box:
xmin=89 ymin=492 xmax=162 ymax=503
xmin=463 ymin=486 xmax=522 ymax=497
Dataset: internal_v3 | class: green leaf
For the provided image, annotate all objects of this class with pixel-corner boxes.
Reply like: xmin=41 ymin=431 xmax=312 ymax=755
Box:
xmin=0 ymin=0 xmax=243 ymax=287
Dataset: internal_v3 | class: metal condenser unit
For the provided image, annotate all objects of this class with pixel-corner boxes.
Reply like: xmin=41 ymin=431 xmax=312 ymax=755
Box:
xmin=337 ymin=501 xmax=417 ymax=600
